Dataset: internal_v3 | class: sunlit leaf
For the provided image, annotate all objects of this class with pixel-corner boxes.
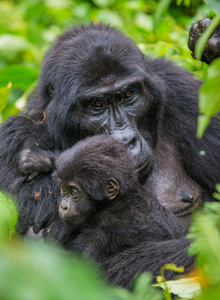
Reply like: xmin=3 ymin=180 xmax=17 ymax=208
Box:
xmin=133 ymin=273 xmax=163 ymax=300
xmin=0 ymin=82 xmax=12 ymax=112
xmin=197 ymin=58 xmax=220 ymax=137
xmin=0 ymin=192 xmax=17 ymax=241
xmin=155 ymin=277 xmax=201 ymax=299
xmin=0 ymin=65 xmax=38 ymax=90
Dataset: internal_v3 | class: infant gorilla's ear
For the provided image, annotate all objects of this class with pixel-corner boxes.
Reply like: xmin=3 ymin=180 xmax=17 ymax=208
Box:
xmin=107 ymin=178 xmax=120 ymax=200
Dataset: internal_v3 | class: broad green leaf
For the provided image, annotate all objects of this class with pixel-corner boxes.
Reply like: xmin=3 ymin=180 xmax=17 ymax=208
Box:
xmin=216 ymin=184 xmax=220 ymax=193
xmin=133 ymin=273 xmax=163 ymax=300
xmin=0 ymin=192 xmax=17 ymax=240
xmin=204 ymin=0 xmax=220 ymax=13
xmin=0 ymin=82 xmax=12 ymax=112
xmin=197 ymin=58 xmax=220 ymax=137
xmin=188 ymin=206 xmax=220 ymax=278
xmin=213 ymin=192 xmax=220 ymax=200
xmin=213 ymin=184 xmax=220 ymax=200
xmin=0 ymin=65 xmax=39 ymax=90
xmin=155 ymin=277 xmax=201 ymax=299
xmin=197 ymin=115 xmax=210 ymax=138
xmin=0 ymin=240 xmax=114 ymax=300
xmin=7 ymin=199 xmax=18 ymax=235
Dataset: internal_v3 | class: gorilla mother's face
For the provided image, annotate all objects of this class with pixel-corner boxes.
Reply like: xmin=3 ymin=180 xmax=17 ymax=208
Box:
xmin=39 ymin=24 xmax=164 ymax=180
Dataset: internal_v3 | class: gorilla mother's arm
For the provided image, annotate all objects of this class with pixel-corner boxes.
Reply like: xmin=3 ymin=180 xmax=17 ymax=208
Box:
xmin=101 ymin=238 xmax=193 ymax=290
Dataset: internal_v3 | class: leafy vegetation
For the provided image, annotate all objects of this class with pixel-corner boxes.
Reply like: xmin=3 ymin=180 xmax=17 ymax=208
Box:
xmin=1 ymin=0 xmax=220 ymax=299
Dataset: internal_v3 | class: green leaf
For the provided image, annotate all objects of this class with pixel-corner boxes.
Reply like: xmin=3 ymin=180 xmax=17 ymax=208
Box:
xmin=0 ymin=82 xmax=12 ymax=113
xmin=213 ymin=184 xmax=220 ymax=201
xmin=197 ymin=115 xmax=210 ymax=138
xmin=188 ymin=204 xmax=220 ymax=279
xmin=133 ymin=273 xmax=163 ymax=300
xmin=213 ymin=192 xmax=220 ymax=200
xmin=0 ymin=65 xmax=38 ymax=90
xmin=216 ymin=184 xmax=220 ymax=193
xmin=0 ymin=192 xmax=17 ymax=240
xmin=197 ymin=58 xmax=220 ymax=137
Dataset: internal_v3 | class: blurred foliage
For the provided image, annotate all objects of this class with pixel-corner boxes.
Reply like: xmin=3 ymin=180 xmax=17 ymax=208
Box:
xmin=187 ymin=200 xmax=220 ymax=300
xmin=3 ymin=190 xmax=220 ymax=299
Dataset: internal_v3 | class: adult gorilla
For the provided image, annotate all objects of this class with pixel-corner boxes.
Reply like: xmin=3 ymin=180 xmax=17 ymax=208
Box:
xmin=0 ymin=23 xmax=219 ymax=236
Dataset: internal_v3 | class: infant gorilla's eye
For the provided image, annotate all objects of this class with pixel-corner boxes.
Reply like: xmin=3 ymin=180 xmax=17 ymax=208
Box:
xmin=61 ymin=185 xmax=66 ymax=193
xmin=124 ymin=90 xmax=133 ymax=98
xmin=71 ymin=188 xmax=79 ymax=198
xmin=93 ymin=99 xmax=103 ymax=107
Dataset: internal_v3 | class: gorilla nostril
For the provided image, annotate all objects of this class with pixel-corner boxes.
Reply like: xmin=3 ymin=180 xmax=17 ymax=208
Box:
xmin=60 ymin=201 xmax=70 ymax=211
xmin=180 ymin=190 xmax=194 ymax=203
xmin=127 ymin=137 xmax=138 ymax=150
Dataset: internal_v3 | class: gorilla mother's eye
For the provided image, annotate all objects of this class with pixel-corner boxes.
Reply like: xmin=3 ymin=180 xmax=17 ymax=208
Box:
xmin=124 ymin=90 xmax=133 ymax=99
xmin=92 ymin=99 xmax=104 ymax=108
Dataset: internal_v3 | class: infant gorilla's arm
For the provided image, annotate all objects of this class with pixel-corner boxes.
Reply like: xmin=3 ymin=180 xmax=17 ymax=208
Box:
xmin=18 ymin=149 xmax=55 ymax=181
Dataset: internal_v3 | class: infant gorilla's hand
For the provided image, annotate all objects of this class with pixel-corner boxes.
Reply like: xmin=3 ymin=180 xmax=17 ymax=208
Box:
xmin=188 ymin=18 xmax=220 ymax=64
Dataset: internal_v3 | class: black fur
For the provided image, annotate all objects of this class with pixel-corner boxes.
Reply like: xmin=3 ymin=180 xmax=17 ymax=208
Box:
xmin=102 ymin=238 xmax=193 ymax=289
xmin=0 ymin=23 xmax=219 ymax=245
xmin=19 ymin=135 xmax=193 ymax=289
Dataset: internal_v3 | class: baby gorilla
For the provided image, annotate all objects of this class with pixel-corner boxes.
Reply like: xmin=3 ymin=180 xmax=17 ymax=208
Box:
xmin=19 ymin=135 xmax=188 ymax=261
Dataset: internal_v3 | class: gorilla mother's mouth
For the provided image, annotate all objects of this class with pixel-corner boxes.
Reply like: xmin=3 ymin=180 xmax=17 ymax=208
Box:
xmin=137 ymin=158 xmax=152 ymax=173
xmin=174 ymin=196 xmax=202 ymax=218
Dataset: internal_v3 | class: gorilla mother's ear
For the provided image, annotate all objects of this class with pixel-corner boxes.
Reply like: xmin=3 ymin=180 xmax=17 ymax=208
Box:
xmin=107 ymin=178 xmax=120 ymax=200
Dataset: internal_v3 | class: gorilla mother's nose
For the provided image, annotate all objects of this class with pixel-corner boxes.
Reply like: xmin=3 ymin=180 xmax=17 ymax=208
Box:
xmin=111 ymin=128 xmax=140 ymax=151
xmin=180 ymin=190 xmax=194 ymax=203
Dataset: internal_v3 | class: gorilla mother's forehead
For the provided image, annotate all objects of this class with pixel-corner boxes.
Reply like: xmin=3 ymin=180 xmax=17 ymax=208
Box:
xmin=76 ymin=75 xmax=146 ymax=98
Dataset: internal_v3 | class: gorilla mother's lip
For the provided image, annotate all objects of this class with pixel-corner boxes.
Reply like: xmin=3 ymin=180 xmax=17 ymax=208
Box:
xmin=174 ymin=196 xmax=202 ymax=218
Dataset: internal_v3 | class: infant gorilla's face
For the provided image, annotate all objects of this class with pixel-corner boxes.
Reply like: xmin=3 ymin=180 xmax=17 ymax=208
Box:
xmin=59 ymin=181 xmax=90 ymax=226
